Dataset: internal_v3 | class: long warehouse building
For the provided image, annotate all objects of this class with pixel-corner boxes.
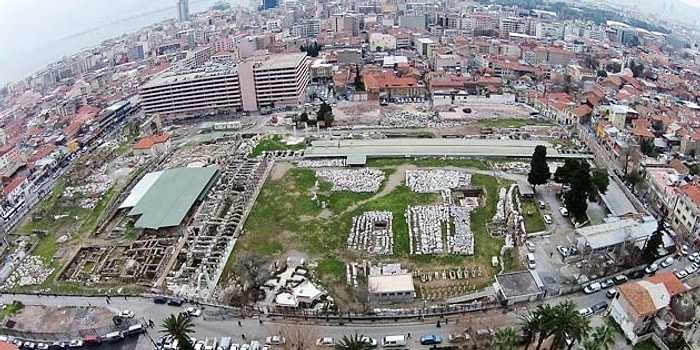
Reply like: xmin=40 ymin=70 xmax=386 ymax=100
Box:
xmin=139 ymin=52 xmax=310 ymax=118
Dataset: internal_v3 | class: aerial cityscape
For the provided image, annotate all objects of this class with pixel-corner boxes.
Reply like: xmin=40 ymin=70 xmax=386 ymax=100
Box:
xmin=1 ymin=0 xmax=700 ymax=349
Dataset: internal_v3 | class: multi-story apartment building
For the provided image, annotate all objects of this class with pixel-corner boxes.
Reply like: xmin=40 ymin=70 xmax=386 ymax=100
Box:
xmin=670 ymin=183 xmax=700 ymax=239
xmin=239 ymin=52 xmax=310 ymax=111
xmin=139 ymin=65 xmax=242 ymax=119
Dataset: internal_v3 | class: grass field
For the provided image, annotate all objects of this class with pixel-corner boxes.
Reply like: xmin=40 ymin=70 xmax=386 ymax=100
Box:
xmin=477 ymin=118 xmax=553 ymax=128
xmin=223 ymin=161 xmax=515 ymax=293
xmin=521 ymin=200 xmax=546 ymax=233
xmin=248 ymin=135 xmax=307 ymax=158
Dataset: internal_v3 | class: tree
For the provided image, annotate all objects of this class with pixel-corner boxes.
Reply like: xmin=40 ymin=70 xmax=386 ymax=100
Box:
xmin=317 ymin=102 xmax=332 ymax=120
xmin=161 ymin=313 xmax=195 ymax=350
xmin=528 ymin=145 xmax=551 ymax=188
xmin=272 ymin=324 xmax=319 ymax=350
xmin=323 ymin=111 xmax=334 ymax=126
xmin=591 ymin=169 xmax=610 ymax=195
xmin=642 ymin=218 xmax=665 ymax=264
xmin=375 ymin=46 xmax=383 ymax=52
xmin=625 ymin=170 xmax=643 ymax=188
xmin=335 ymin=333 xmax=372 ymax=350
xmin=596 ymin=69 xmax=608 ymax=77
xmin=354 ymin=65 xmax=364 ymax=91
xmin=550 ymin=300 xmax=591 ymax=350
xmin=494 ymin=327 xmax=519 ymax=350
xmin=233 ymin=252 xmax=272 ymax=303
xmin=519 ymin=312 xmax=542 ymax=350
xmin=604 ymin=62 xmax=621 ymax=73
xmin=581 ymin=339 xmax=601 ymax=350
xmin=591 ymin=326 xmax=616 ymax=350
xmin=630 ymin=61 xmax=644 ymax=78
xmin=526 ymin=303 xmax=556 ymax=350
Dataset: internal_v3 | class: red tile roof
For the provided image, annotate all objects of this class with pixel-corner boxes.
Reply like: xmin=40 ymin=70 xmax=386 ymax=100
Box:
xmin=618 ymin=282 xmax=657 ymax=316
xmin=133 ymin=134 xmax=171 ymax=150
xmin=3 ymin=176 xmax=25 ymax=195
xmin=647 ymin=272 xmax=687 ymax=296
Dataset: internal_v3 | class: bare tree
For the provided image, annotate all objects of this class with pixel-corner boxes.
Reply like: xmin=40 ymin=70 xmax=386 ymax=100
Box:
xmin=354 ymin=280 xmax=378 ymax=314
xmin=233 ymin=252 xmax=272 ymax=303
xmin=269 ymin=323 xmax=320 ymax=350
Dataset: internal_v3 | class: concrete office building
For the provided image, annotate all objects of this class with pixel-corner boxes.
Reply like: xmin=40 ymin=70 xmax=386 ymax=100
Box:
xmin=140 ymin=65 xmax=242 ymax=119
xmin=177 ymin=0 xmax=189 ymax=22
xmin=238 ymin=53 xmax=310 ymax=111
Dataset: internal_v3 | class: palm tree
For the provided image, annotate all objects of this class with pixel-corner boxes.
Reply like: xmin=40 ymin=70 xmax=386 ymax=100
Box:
xmin=520 ymin=312 xmax=540 ymax=350
xmin=550 ymin=301 xmax=591 ymax=350
xmin=494 ymin=327 xmax=519 ymax=350
xmin=581 ymin=339 xmax=601 ymax=350
xmin=335 ymin=333 xmax=372 ymax=350
xmin=532 ymin=304 xmax=556 ymax=350
xmin=591 ymin=326 xmax=616 ymax=350
xmin=161 ymin=313 xmax=195 ymax=350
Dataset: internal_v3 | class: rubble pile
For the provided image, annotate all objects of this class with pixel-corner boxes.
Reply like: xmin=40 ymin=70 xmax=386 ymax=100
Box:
xmin=3 ymin=256 xmax=55 ymax=288
xmin=347 ymin=211 xmax=393 ymax=255
xmin=406 ymin=170 xmax=471 ymax=193
xmin=317 ymin=168 xmax=385 ymax=192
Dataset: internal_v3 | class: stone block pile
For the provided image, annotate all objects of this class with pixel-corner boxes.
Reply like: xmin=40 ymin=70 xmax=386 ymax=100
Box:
xmin=407 ymin=205 xmax=474 ymax=255
xmin=3 ymin=256 xmax=55 ymax=288
xmin=296 ymin=159 xmax=346 ymax=168
xmin=347 ymin=211 xmax=393 ymax=255
xmin=406 ymin=170 xmax=471 ymax=193
xmin=317 ymin=168 xmax=385 ymax=192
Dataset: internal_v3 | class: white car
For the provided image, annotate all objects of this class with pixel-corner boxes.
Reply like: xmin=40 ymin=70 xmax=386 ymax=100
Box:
xmin=660 ymin=256 xmax=675 ymax=268
xmin=119 ymin=310 xmax=135 ymax=318
xmin=543 ymin=214 xmax=553 ymax=224
xmin=37 ymin=343 xmax=50 ymax=350
xmin=556 ymin=245 xmax=570 ymax=257
xmin=685 ymin=263 xmax=699 ymax=275
xmin=316 ymin=337 xmax=335 ymax=347
xmin=675 ymin=269 xmax=689 ymax=279
xmin=525 ymin=241 xmax=536 ymax=253
xmin=583 ymin=282 xmax=601 ymax=294
xmin=265 ymin=336 xmax=285 ymax=345
xmin=681 ymin=245 xmax=689 ymax=255
xmin=689 ymin=252 xmax=700 ymax=262
xmin=230 ymin=345 xmax=240 ymax=350
xmin=360 ymin=336 xmax=377 ymax=347
xmin=645 ymin=263 xmax=659 ymax=274
xmin=68 ymin=340 xmax=83 ymax=348
xmin=578 ymin=307 xmax=593 ymax=317
xmin=185 ymin=307 xmax=202 ymax=317
xmin=559 ymin=207 xmax=569 ymax=217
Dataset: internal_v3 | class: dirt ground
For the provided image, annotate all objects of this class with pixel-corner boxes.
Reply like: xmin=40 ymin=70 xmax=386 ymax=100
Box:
xmin=8 ymin=305 xmax=115 ymax=333
xmin=270 ymin=162 xmax=294 ymax=181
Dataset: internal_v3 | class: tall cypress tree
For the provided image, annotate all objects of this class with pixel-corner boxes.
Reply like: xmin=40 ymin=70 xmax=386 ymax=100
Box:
xmin=528 ymin=145 xmax=551 ymax=188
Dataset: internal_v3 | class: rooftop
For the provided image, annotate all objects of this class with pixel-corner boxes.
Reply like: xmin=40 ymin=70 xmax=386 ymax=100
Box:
xmin=142 ymin=64 xmax=240 ymax=89
xmin=367 ymin=273 xmax=415 ymax=294
xmin=252 ymin=52 xmax=307 ymax=70
xmin=127 ymin=166 xmax=219 ymax=230
xmin=648 ymin=272 xmax=687 ymax=296
xmin=575 ymin=216 xmax=656 ymax=250
xmin=495 ymin=270 xmax=544 ymax=298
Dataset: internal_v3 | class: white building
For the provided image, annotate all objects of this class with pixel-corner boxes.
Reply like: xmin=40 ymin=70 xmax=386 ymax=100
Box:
xmin=369 ymin=33 xmax=397 ymax=52
xmin=239 ymin=52 xmax=310 ymax=111
xmin=367 ymin=273 xmax=415 ymax=303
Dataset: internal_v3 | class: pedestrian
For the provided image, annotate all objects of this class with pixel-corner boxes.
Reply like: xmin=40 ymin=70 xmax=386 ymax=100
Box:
xmin=149 ymin=319 xmax=154 ymax=328
xmin=407 ymin=333 xmax=411 ymax=339
xmin=550 ymin=252 xmax=553 ymax=258
xmin=259 ymin=319 xmax=263 ymax=325
xmin=106 ymin=298 xmax=110 ymax=304
xmin=124 ymin=295 xmax=127 ymax=301
xmin=242 ymin=334 xmax=246 ymax=340
xmin=445 ymin=318 xmax=449 ymax=324
xmin=238 ymin=320 xmax=242 ymax=327
xmin=436 ymin=320 xmax=441 ymax=328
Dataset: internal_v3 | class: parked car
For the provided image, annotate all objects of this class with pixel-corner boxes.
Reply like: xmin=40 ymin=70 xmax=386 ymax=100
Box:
xmin=419 ymin=335 xmax=442 ymax=345
xmin=525 ymin=241 xmax=536 ymax=253
xmin=118 ymin=310 xmax=135 ymax=318
xmin=578 ymin=307 xmax=593 ymax=317
xmin=265 ymin=336 xmax=285 ymax=345
xmin=185 ymin=307 xmax=202 ymax=317
xmin=627 ymin=269 xmax=645 ymax=279
xmin=316 ymin=338 xmax=335 ymax=347
xmin=168 ymin=298 xmax=184 ymax=306
xmin=543 ymin=214 xmax=553 ymax=224
xmin=675 ymin=269 xmax=689 ymax=279
xmin=600 ymin=279 xmax=614 ymax=289
xmin=591 ymin=301 xmax=608 ymax=313
xmin=68 ymin=340 xmax=83 ymax=348
xmin=153 ymin=296 xmax=168 ymax=304
xmin=685 ymin=263 xmax=699 ymax=275
xmin=680 ymin=245 xmax=689 ymax=255
xmin=612 ymin=275 xmax=628 ymax=285
xmin=559 ymin=207 xmax=569 ymax=217
xmin=583 ymin=282 xmax=601 ymax=294
xmin=644 ymin=263 xmax=659 ymax=274
xmin=36 ymin=343 xmax=50 ymax=350
xmin=660 ymin=256 xmax=675 ymax=268
xmin=359 ymin=337 xmax=377 ymax=347
xmin=689 ymin=252 xmax=700 ymax=262
xmin=606 ymin=288 xmax=618 ymax=299
xmin=448 ymin=333 xmax=470 ymax=343
xmin=556 ymin=245 xmax=569 ymax=257
xmin=537 ymin=200 xmax=546 ymax=209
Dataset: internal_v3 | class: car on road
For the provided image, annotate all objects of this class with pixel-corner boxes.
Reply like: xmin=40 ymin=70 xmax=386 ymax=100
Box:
xmin=359 ymin=336 xmax=377 ymax=347
xmin=606 ymin=288 xmax=618 ymax=298
xmin=685 ymin=263 xmax=699 ymax=275
xmin=68 ymin=340 xmax=83 ymax=348
xmin=543 ymin=214 xmax=553 ymax=224
xmin=153 ymin=295 xmax=168 ymax=304
xmin=559 ymin=207 xmax=569 ymax=217
xmin=525 ymin=241 xmax=536 ymax=252
xmin=675 ymin=269 xmax=689 ymax=279
xmin=557 ymin=245 xmax=569 ymax=257
xmin=689 ymin=252 xmax=700 ymax=263
xmin=265 ymin=336 xmax=285 ymax=345
xmin=118 ymin=310 xmax=135 ymax=318
xmin=628 ymin=269 xmax=646 ymax=279
xmin=316 ymin=338 xmax=335 ymax=347
xmin=578 ymin=307 xmax=593 ymax=317
xmin=681 ymin=245 xmax=689 ymax=255
xmin=36 ymin=343 xmax=50 ymax=350
xmin=613 ymin=275 xmax=628 ymax=285
xmin=23 ymin=341 xmax=36 ymax=349
xmin=538 ymin=200 xmax=546 ymax=209
xmin=600 ymin=279 xmax=614 ymax=289
xmin=168 ymin=298 xmax=184 ymax=306
xmin=591 ymin=301 xmax=608 ymax=313
xmin=583 ymin=282 xmax=601 ymax=294
xmin=185 ymin=307 xmax=202 ymax=317
xmin=644 ymin=263 xmax=659 ymax=274
xmin=420 ymin=335 xmax=443 ymax=345
xmin=448 ymin=333 xmax=470 ymax=343
xmin=660 ymin=256 xmax=675 ymax=268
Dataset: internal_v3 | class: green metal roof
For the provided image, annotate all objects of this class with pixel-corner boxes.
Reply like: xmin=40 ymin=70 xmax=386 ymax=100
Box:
xmin=128 ymin=166 xmax=219 ymax=230
xmin=346 ymin=154 xmax=367 ymax=165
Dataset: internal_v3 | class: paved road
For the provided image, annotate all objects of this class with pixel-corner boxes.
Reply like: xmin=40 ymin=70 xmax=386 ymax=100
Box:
xmin=0 ymin=291 xmax=616 ymax=350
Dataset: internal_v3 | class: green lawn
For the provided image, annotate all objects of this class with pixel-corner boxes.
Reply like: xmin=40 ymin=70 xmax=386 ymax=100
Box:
xmin=367 ymin=158 xmax=489 ymax=170
xmin=633 ymin=341 xmax=658 ymax=350
xmin=478 ymin=118 xmax=553 ymax=128
xmin=248 ymin=135 xmax=307 ymax=158
xmin=521 ymin=200 xmax=546 ymax=233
